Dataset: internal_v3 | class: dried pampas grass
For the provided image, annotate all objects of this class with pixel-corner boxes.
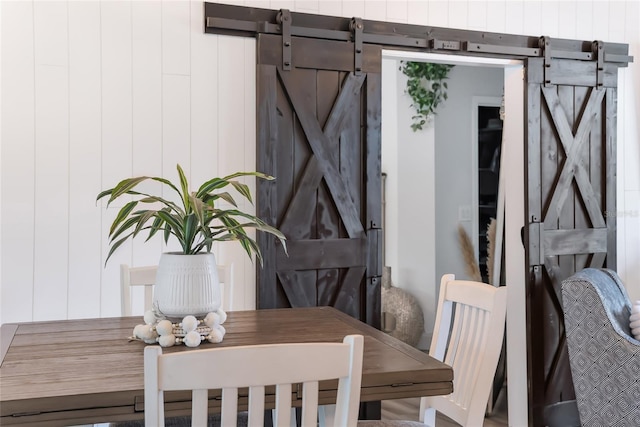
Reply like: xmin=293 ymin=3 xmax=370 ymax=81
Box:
xmin=457 ymin=224 xmax=481 ymax=282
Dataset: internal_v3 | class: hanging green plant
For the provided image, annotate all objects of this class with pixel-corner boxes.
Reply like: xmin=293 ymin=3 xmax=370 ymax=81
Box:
xmin=400 ymin=61 xmax=454 ymax=131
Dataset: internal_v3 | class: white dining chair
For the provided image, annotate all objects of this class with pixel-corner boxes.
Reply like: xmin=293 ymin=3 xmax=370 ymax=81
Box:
xmin=144 ymin=334 xmax=364 ymax=427
xmin=120 ymin=265 xmax=156 ymax=317
xmin=359 ymin=274 xmax=507 ymax=427
xmin=120 ymin=263 xmax=233 ymax=316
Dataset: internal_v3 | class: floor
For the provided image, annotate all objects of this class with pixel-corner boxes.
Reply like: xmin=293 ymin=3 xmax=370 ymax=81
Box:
xmin=380 ymin=386 xmax=509 ymax=427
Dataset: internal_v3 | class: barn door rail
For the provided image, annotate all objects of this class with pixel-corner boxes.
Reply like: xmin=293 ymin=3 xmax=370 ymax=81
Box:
xmin=204 ymin=2 xmax=632 ymax=66
xmin=205 ymin=14 xmax=424 ymax=46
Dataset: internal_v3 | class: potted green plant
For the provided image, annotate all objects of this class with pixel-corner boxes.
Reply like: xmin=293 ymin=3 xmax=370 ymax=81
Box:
xmin=97 ymin=164 xmax=287 ymax=318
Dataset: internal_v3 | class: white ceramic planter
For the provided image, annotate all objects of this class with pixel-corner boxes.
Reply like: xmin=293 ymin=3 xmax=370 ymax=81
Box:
xmin=154 ymin=252 xmax=221 ymax=318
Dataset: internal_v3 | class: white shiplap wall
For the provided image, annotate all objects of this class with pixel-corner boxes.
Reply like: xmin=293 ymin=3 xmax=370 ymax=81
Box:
xmin=1 ymin=0 xmax=259 ymax=321
xmin=1 ymin=0 xmax=638 ymax=324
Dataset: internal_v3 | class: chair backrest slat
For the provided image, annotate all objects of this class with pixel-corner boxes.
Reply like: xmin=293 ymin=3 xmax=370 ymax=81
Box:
xmin=301 ymin=381 xmax=319 ymax=426
xmin=248 ymin=386 xmax=265 ymax=425
xmin=191 ymin=389 xmax=208 ymax=426
xmin=220 ymin=388 xmax=238 ymax=426
xmin=274 ymin=383 xmax=293 ymax=427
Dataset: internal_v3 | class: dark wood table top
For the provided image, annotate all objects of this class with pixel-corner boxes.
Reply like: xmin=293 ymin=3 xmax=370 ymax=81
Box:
xmin=0 ymin=306 xmax=452 ymax=426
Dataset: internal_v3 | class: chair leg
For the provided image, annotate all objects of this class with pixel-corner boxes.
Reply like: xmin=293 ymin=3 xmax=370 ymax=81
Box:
xmin=421 ymin=407 xmax=436 ymax=427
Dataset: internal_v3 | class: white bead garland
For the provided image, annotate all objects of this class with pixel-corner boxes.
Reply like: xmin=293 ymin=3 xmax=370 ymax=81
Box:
xmin=131 ymin=308 xmax=227 ymax=348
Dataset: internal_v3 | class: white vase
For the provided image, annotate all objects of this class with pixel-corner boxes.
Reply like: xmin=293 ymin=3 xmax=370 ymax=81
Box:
xmin=154 ymin=252 xmax=221 ymax=319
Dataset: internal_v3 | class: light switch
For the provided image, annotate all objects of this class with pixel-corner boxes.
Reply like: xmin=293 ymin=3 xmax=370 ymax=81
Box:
xmin=459 ymin=205 xmax=472 ymax=221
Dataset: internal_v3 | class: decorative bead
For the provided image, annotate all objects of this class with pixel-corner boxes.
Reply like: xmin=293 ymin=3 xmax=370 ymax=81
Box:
xmin=135 ymin=324 xmax=156 ymax=340
xmin=217 ymin=308 xmax=227 ymax=324
xmin=158 ymin=334 xmax=176 ymax=347
xmin=181 ymin=315 xmax=198 ymax=333
xmin=133 ymin=324 xmax=147 ymax=339
xmin=215 ymin=324 xmax=226 ymax=337
xmin=207 ymin=328 xmax=224 ymax=343
xmin=156 ymin=320 xmax=174 ymax=336
xmin=143 ymin=310 xmax=157 ymax=325
xmin=204 ymin=312 xmax=220 ymax=328
xmin=184 ymin=330 xmax=202 ymax=347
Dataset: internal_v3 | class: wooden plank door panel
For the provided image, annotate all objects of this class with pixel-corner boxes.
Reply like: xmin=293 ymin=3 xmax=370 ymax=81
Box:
xmin=256 ymin=34 xmax=382 ymax=328
xmin=525 ymin=57 xmax=617 ymax=425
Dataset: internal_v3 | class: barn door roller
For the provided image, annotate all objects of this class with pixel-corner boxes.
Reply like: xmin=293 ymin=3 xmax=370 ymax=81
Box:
xmin=351 ymin=17 xmax=364 ymax=76
xmin=540 ymin=36 xmax=553 ymax=87
xmin=593 ymin=40 xmax=605 ymax=87
xmin=275 ymin=11 xmax=366 ymax=74
xmin=277 ymin=9 xmax=292 ymax=70
xmin=539 ymin=35 xmax=595 ymax=87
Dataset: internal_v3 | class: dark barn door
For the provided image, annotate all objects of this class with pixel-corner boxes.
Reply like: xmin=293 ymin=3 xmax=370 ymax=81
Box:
xmin=255 ymin=33 xmax=383 ymax=328
xmin=524 ymin=55 xmax=618 ymax=425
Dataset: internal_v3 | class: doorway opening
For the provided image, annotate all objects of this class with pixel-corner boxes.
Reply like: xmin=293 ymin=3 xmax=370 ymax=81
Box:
xmin=381 ymin=50 xmax=526 ymax=426
xmin=475 ymin=102 xmax=503 ymax=283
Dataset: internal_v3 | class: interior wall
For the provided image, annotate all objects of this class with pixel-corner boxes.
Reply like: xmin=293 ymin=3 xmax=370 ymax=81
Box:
xmin=381 ymin=58 xmax=399 ymax=277
xmin=434 ymin=65 xmax=504 ymax=284
xmin=382 ymin=57 xmax=437 ymax=349
xmin=616 ymin=55 xmax=640 ymax=303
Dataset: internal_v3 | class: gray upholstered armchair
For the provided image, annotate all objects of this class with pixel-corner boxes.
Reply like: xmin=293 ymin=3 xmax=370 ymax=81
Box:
xmin=561 ymin=268 xmax=640 ymax=427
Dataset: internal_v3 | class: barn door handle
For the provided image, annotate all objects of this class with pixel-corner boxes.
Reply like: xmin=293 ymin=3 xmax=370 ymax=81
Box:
xmin=367 ymin=228 xmax=382 ymax=278
xmin=528 ymin=219 xmax=544 ymax=266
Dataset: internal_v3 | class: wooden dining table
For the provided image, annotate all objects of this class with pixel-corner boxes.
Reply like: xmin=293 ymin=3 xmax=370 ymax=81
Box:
xmin=0 ymin=306 xmax=453 ymax=426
